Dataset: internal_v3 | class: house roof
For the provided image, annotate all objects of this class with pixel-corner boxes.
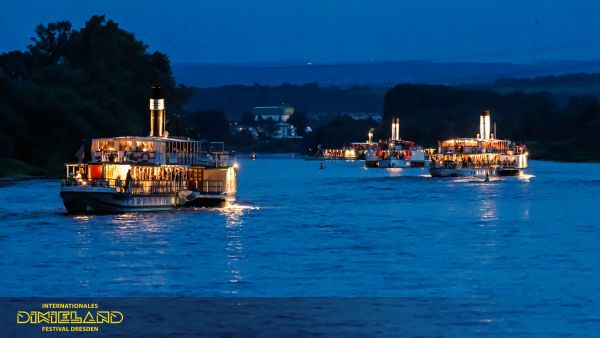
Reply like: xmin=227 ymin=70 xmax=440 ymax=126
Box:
xmin=252 ymin=106 xmax=294 ymax=115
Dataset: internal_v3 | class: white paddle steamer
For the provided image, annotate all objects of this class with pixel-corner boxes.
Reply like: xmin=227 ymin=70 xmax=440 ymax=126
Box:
xmin=429 ymin=110 xmax=528 ymax=177
xmin=60 ymin=87 xmax=237 ymax=213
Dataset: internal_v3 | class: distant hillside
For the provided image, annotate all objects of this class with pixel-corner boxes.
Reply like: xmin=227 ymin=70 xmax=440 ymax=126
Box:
xmin=185 ymin=72 xmax=600 ymax=126
xmin=185 ymin=83 xmax=387 ymax=122
xmin=477 ymin=73 xmax=600 ymax=103
xmin=173 ymin=60 xmax=600 ymax=87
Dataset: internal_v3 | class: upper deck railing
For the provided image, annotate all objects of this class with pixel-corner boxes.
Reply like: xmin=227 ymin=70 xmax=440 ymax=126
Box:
xmin=61 ymin=178 xmax=227 ymax=195
xmin=90 ymin=150 xmax=235 ymax=167
xmin=439 ymin=144 xmax=527 ymax=156
xmin=89 ymin=138 xmax=235 ymax=167
xmin=430 ymin=159 xmax=520 ymax=169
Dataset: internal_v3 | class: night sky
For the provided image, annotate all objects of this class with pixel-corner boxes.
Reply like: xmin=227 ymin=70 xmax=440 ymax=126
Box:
xmin=1 ymin=0 xmax=599 ymax=63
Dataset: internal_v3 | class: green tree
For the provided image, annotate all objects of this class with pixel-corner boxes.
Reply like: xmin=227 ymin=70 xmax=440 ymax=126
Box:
xmin=28 ymin=21 xmax=72 ymax=65
xmin=288 ymin=111 xmax=308 ymax=136
xmin=241 ymin=111 xmax=255 ymax=125
xmin=0 ymin=51 xmax=33 ymax=79
xmin=187 ymin=110 xmax=230 ymax=141
xmin=306 ymin=115 xmax=378 ymax=149
xmin=0 ymin=15 xmax=192 ymax=176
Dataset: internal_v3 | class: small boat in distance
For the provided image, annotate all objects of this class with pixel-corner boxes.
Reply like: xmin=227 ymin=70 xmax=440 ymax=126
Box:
xmin=60 ymin=87 xmax=238 ymax=213
xmin=307 ymin=141 xmax=377 ymax=161
xmin=304 ymin=128 xmax=377 ymax=161
xmin=429 ymin=110 xmax=528 ymax=177
xmin=365 ymin=118 xmax=430 ymax=168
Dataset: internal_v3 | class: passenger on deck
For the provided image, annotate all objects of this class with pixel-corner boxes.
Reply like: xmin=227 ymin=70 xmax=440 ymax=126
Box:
xmin=125 ymin=169 xmax=133 ymax=192
xmin=74 ymin=169 xmax=83 ymax=184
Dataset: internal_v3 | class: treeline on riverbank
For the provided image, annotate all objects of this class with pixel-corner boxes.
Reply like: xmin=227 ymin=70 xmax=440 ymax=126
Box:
xmin=184 ymin=80 xmax=600 ymax=162
xmin=0 ymin=16 xmax=191 ymax=177
xmin=1 ymin=16 xmax=600 ymax=178
xmin=220 ymin=83 xmax=600 ymax=161
xmin=0 ymin=16 xmax=377 ymax=177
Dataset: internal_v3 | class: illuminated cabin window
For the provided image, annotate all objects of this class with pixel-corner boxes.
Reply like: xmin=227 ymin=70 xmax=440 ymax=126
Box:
xmin=98 ymin=140 xmax=115 ymax=150
xmin=136 ymin=141 xmax=154 ymax=152
xmin=119 ymin=140 xmax=133 ymax=151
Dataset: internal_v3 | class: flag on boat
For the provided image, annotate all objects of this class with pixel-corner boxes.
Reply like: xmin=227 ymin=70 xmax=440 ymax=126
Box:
xmin=74 ymin=141 xmax=85 ymax=163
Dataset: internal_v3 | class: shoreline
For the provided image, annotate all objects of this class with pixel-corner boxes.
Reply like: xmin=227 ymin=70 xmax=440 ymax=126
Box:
xmin=2 ymin=157 xmax=600 ymax=181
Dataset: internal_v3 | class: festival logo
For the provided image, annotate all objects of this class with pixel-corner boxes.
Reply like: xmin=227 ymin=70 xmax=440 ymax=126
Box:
xmin=16 ymin=303 xmax=123 ymax=333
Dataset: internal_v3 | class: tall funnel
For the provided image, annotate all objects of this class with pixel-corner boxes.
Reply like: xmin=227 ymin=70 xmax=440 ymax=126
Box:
xmin=479 ymin=110 xmax=491 ymax=140
xmin=149 ymin=86 xmax=166 ymax=137
xmin=391 ymin=118 xmax=400 ymax=142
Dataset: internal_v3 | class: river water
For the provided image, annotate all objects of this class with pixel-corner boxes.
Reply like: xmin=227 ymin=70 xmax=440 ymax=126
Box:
xmin=0 ymin=156 xmax=599 ymax=335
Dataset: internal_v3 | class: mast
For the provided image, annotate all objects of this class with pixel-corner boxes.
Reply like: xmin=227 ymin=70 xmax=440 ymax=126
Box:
xmin=494 ymin=122 xmax=497 ymax=139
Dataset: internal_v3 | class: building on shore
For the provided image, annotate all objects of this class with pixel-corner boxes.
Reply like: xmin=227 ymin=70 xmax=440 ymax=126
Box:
xmin=252 ymin=105 xmax=295 ymax=122
xmin=252 ymin=105 xmax=302 ymax=139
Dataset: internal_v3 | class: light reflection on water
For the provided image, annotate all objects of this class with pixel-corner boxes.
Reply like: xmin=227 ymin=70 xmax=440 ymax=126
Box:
xmin=517 ymin=173 xmax=535 ymax=182
xmin=0 ymin=160 xmax=599 ymax=334
xmin=385 ymin=168 xmax=405 ymax=176
xmin=478 ymin=183 xmax=498 ymax=224
xmin=219 ymin=205 xmax=256 ymax=293
xmin=73 ymin=215 xmax=93 ymax=289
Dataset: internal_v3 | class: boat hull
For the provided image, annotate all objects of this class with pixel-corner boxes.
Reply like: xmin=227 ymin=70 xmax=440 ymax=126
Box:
xmin=60 ymin=188 xmax=234 ymax=213
xmin=429 ymin=167 xmax=499 ymax=177
xmin=368 ymin=159 xmax=428 ymax=168
xmin=379 ymin=158 xmax=411 ymax=168
xmin=498 ymin=168 xmax=523 ymax=176
xmin=60 ymin=190 xmax=174 ymax=213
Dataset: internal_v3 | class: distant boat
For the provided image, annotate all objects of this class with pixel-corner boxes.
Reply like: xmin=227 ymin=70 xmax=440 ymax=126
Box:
xmin=429 ymin=110 xmax=528 ymax=177
xmin=250 ymin=153 xmax=257 ymax=160
xmin=60 ymin=87 xmax=238 ymax=213
xmin=365 ymin=118 xmax=431 ymax=168
xmin=365 ymin=142 xmax=430 ymax=168
xmin=306 ymin=128 xmax=377 ymax=161
xmin=306 ymin=143 xmax=373 ymax=161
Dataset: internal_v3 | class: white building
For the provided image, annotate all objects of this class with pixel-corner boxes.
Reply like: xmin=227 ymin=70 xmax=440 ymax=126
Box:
xmin=270 ymin=122 xmax=298 ymax=139
xmin=252 ymin=105 xmax=302 ymax=139
xmin=252 ymin=105 xmax=295 ymax=122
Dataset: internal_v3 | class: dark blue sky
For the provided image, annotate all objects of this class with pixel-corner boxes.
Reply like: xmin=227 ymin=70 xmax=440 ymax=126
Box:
xmin=1 ymin=0 xmax=599 ymax=64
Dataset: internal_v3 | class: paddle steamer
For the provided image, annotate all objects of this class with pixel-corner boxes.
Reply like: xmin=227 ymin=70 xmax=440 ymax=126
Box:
xmin=365 ymin=118 xmax=430 ymax=168
xmin=429 ymin=110 xmax=528 ymax=177
xmin=60 ymin=87 xmax=237 ymax=213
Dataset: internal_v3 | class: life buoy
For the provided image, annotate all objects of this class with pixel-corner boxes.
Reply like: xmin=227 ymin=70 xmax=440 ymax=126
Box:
xmin=140 ymin=152 xmax=150 ymax=163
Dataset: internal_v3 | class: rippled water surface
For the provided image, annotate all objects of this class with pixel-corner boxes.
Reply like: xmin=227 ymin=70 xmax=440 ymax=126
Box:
xmin=1 ymin=157 xmax=599 ymax=334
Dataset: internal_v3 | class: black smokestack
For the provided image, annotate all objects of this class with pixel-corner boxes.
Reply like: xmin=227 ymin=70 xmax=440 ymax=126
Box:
xmin=149 ymin=86 xmax=166 ymax=137
xmin=152 ymin=86 xmax=164 ymax=100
